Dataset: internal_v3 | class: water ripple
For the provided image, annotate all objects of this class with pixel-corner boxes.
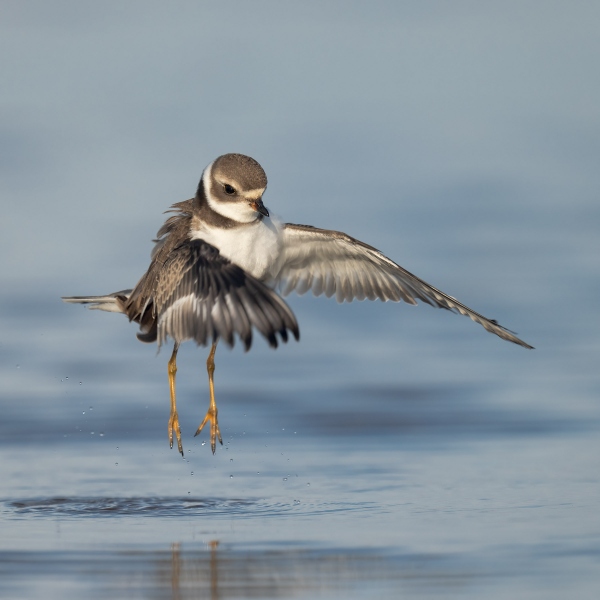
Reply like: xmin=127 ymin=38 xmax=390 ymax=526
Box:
xmin=5 ymin=497 xmax=375 ymax=519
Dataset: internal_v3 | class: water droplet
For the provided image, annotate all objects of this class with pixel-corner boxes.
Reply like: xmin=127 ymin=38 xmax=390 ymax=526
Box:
xmin=191 ymin=471 xmax=194 ymax=476
xmin=65 ymin=377 xmax=69 ymax=380
xmin=283 ymin=477 xmax=288 ymax=481
xmin=257 ymin=472 xmax=260 ymax=475
xmin=307 ymin=483 xmax=310 ymax=486
xmin=115 ymin=462 xmax=118 ymax=466
xmin=230 ymin=458 xmax=233 ymax=462
xmin=89 ymin=406 xmax=93 ymax=411
xmin=79 ymin=382 xmax=82 ymax=385
xmin=90 ymin=431 xmax=94 ymax=435
xmin=230 ymin=474 xmax=233 ymax=479
xmin=99 ymin=432 xmax=105 ymax=437
xmin=82 ymin=411 xmax=85 ymax=415
xmin=201 ymin=441 xmax=206 ymax=446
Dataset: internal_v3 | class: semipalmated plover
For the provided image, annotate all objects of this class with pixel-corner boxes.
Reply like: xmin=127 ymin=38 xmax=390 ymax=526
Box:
xmin=63 ymin=153 xmax=533 ymax=455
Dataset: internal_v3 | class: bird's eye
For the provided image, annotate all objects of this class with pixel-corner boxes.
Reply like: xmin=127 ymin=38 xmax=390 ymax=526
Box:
xmin=223 ymin=184 xmax=236 ymax=195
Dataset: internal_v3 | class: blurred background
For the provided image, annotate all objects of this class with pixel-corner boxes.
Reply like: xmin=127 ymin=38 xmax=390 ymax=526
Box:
xmin=1 ymin=2 xmax=599 ymax=598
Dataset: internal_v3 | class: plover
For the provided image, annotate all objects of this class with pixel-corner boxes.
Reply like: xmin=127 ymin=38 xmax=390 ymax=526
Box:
xmin=63 ymin=153 xmax=533 ymax=455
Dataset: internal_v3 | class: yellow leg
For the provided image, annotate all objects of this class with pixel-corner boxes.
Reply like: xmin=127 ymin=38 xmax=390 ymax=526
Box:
xmin=167 ymin=343 xmax=183 ymax=456
xmin=194 ymin=341 xmax=223 ymax=454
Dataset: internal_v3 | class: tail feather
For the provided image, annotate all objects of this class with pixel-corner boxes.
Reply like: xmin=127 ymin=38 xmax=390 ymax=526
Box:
xmin=62 ymin=290 xmax=132 ymax=314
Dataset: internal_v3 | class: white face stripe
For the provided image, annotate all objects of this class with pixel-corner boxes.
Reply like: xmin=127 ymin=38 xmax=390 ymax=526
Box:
xmin=240 ymin=188 xmax=265 ymax=201
xmin=201 ymin=160 xmax=263 ymax=224
xmin=201 ymin=160 xmax=214 ymax=203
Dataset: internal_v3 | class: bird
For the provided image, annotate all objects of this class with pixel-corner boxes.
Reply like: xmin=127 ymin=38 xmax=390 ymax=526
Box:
xmin=63 ymin=153 xmax=533 ymax=455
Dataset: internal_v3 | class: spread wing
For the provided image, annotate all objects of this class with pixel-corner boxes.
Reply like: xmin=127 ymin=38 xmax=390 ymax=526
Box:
xmin=278 ymin=224 xmax=532 ymax=349
xmin=130 ymin=239 xmax=299 ymax=350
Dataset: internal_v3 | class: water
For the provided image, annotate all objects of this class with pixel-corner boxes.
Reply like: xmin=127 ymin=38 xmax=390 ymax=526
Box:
xmin=1 ymin=322 xmax=599 ymax=598
xmin=2 ymin=2 xmax=600 ymax=598
xmin=3 ymin=434 xmax=599 ymax=598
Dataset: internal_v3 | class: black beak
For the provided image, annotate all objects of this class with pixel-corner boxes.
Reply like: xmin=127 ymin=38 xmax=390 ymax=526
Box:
xmin=251 ymin=198 xmax=270 ymax=217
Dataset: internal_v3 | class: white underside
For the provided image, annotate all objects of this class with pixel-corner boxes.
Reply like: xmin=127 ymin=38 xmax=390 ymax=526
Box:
xmin=191 ymin=215 xmax=285 ymax=282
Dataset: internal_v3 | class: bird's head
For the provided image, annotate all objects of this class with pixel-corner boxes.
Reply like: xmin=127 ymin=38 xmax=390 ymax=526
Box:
xmin=200 ymin=153 xmax=269 ymax=223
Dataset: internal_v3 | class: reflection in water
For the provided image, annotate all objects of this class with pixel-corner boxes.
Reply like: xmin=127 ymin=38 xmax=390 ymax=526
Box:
xmin=0 ymin=546 xmax=457 ymax=600
xmin=155 ymin=543 xmax=473 ymax=599
xmin=208 ymin=541 xmax=219 ymax=600
xmin=1 ymin=540 xmax=596 ymax=599
xmin=171 ymin=543 xmax=181 ymax=600
xmin=169 ymin=541 xmax=221 ymax=600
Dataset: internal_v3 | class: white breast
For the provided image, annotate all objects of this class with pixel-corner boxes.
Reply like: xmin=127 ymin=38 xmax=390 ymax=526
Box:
xmin=191 ymin=217 xmax=284 ymax=282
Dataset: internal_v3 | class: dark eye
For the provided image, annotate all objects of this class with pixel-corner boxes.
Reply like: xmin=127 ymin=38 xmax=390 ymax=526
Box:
xmin=224 ymin=184 xmax=236 ymax=195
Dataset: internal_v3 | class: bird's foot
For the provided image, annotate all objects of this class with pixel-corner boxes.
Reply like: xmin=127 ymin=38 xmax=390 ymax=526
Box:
xmin=168 ymin=410 xmax=183 ymax=456
xmin=194 ymin=405 xmax=223 ymax=454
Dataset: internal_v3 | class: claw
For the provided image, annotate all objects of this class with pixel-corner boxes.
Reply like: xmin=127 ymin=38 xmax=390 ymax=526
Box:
xmin=169 ymin=411 xmax=183 ymax=456
xmin=194 ymin=406 xmax=222 ymax=454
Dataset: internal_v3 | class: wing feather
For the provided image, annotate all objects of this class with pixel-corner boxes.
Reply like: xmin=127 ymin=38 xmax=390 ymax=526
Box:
xmin=134 ymin=239 xmax=299 ymax=350
xmin=279 ymin=223 xmax=532 ymax=349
